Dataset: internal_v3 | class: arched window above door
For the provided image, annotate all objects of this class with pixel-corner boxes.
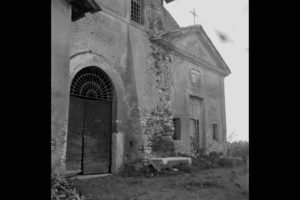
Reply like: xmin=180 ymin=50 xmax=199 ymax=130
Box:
xmin=70 ymin=66 xmax=113 ymax=101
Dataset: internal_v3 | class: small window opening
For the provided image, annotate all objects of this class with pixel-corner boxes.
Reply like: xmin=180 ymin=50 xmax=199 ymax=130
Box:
xmin=191 ymin=69 xmax=201 ymax=87
xmin=172 ymin=118 xmax=181 ymax=140
xmin=129 ymin=141 xmax=134 ymax=147
xmin=212 ymin=124 xmax=219 ymax=141
xmin=131 ymin=0 xmax=144 ymax=24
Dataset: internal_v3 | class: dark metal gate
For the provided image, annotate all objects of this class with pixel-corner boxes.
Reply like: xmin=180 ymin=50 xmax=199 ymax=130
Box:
xmin=66 ymin=67 xmax=113 ymax=174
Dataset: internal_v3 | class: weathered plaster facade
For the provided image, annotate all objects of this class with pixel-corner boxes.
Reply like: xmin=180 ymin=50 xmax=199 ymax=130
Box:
xmin=51 ymin=0 xmax=72 ymax=172
xmin=52 ymin=0 xmax=230 ymax=174
xmin=150 ymin=26 xmax=231 ymax=155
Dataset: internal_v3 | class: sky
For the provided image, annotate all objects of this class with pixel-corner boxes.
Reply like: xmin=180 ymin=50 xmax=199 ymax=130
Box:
xmin=164 ymin=0 xmax=249 ymax=141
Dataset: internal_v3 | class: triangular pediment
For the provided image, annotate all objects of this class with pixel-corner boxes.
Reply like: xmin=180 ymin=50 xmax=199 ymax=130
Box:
xmin=157 ymin=26 xmax=231 ymax=76
xmin=172 ymin=32 xmax=217 ymax=66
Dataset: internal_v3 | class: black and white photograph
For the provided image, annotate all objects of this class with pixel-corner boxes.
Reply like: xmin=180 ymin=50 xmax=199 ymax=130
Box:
xmin=51 ymin=0 xmax=249 ymax=199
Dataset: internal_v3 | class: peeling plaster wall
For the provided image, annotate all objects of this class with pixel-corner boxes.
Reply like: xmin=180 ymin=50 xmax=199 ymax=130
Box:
xmin=69 ymin=3 xmax=154 ymax=167
xmin=51 ymin=0 xmax=72 ymax=172
xmin=68 ymin=0 xmax=180 ymax=166
xmin=70 ymin=12 xmax=128 ymax=74
xmin=203 ymin=70 xmax=226 ymax=153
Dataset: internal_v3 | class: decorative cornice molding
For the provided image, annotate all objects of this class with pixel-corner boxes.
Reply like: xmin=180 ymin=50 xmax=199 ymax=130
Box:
xmin=153 ymin=25 xmax=231 ymax=76
xmin=197 ymin=27 xmax=231 ymax=75
xmin=150 ymin=38 xmax=228 ymax=77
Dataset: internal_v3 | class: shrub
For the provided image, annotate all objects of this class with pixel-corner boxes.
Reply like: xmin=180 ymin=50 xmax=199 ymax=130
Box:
xmin=191 ymin=151 xmax=239 ymax=171
xmin=139 ymin=164 xmax=157 ymax=176
xmin=120 ymin=159 xmax=159 ymax=177
xmin=191 ymin=156 xmax=214 ymax=171
xmin=150 ymin=135 xmax=176 ymax=157
xmin=216 ymin=158 xmax=234 ymax=168
xmin=227 ymin=141 xmax=249 ymax=162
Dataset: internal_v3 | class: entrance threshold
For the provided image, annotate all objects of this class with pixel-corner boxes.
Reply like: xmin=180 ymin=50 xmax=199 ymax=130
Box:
xmin=69 ymin=173 xmax=112 ymax=180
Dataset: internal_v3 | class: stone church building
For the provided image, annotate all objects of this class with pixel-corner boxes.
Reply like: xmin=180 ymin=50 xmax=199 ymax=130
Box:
xmin=51 ymin=0 xmax=231 ymax=175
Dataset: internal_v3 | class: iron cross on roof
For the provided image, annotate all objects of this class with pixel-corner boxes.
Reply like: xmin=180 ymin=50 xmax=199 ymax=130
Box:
xmin=190 ymin=7 xmax=199 ymax=25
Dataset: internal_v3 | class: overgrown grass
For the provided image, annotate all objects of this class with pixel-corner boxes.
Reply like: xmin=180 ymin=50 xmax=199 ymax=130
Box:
xmin=169 ymin=179 xmax=224 ymax=191
xmin=191 ymin=152 xmax=246 ymax=172
xmin=72 ymin=165 xmax=249 ymax=200
xmin=119 ymin=161 xmax=187 ymax=177
xmin=119 ymin=148 xmax=248 ymax=178
xmin=118 ymin=140 xmax=249 ymax=178
xmin=229 ymin=165 xmax=249 ymax=197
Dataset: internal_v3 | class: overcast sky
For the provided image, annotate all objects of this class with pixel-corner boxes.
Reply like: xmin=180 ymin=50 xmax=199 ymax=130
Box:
xmin=165 ymin=0 xmax=249 ymax=141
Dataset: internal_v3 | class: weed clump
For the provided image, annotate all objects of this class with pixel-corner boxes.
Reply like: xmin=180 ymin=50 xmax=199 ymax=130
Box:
xmin=51 ymin=172 xmax=85 ymax=200
xmin=169 ymin=179 xmax=223 ymax=191
xmin=120 ymin=160 xmax=194 ymax=177
xmin=119 ymin=159 xmax=159 ymax=177
xmin=191 ymin=152 xmax=242 ymax=171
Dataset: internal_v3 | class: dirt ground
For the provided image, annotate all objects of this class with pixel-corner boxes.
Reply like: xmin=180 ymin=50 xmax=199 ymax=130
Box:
xmin=69 ymin=165 xmax=248 ymax=200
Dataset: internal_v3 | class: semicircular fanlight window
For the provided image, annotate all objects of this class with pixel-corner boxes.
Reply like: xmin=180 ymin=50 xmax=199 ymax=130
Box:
xmin=70 ymin=67 xmax=113 ymax=101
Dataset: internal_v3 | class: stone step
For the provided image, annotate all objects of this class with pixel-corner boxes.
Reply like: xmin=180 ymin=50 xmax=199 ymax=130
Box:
xmin=149 ymin=157 xmax=192 ymax=171
xmin=70 ymin=173 xmax=111 ymax=180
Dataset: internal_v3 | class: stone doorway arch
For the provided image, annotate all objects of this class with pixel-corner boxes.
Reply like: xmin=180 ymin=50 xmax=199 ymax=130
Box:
xmin=66 ymin=66 xmax=115 ymax=175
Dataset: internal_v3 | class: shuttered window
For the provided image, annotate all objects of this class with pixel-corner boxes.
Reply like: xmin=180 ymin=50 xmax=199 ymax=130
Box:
xmin=172 ymin=118 xmax=181 ymax=140
xmin=213 ymin=123 xmax=219 ymax=141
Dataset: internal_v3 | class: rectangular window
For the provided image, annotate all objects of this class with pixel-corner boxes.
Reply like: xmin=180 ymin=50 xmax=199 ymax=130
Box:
xmin=131 ymin=0 xmax=144 ymax=25
xmin=213 ymin=124 xmax=219 ymax=141
xmin=189 ymin=97 xmax=201 ymax=119
xmin=172 ymin=118 xmax=181 ymax=140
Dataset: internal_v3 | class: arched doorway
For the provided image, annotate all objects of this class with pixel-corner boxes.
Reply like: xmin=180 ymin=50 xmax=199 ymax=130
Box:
xmin=66 ymin=66 xmax=113 ymax=174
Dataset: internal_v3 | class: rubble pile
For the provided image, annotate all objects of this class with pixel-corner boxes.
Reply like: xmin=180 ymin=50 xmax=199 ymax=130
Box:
xmin=51 ymin=173 xmax=85 ymax=200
